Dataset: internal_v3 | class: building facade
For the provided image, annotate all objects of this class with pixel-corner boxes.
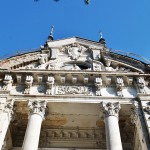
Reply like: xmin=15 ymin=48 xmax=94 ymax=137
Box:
xmin=0 ymin=36 xmax=150 ymax=150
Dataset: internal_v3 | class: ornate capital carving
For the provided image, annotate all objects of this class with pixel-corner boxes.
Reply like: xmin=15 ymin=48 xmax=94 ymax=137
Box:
xmin=28 ymin=100 xmax=47 ymax=119
xmin=101 ymin=102 xmax=121 ymax=118
xmin=1 ymin=99 xmax=15 ymax=121
xmin=130 ymin=101 xmax=141 ymax=124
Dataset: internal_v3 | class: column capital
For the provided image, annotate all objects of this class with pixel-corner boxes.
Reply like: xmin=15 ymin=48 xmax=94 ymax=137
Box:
xmin=101 ymin=102 xmax=121 ymax=118
xmin=28 ymin=100 xmax=47 ymax=119
xmin=0 ymin=99 xmax=15 ymax=121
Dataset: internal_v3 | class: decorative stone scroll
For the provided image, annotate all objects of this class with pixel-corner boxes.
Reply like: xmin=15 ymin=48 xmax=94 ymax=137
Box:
xmin=24 ymin=76 xmax=33 ymax=94
xmin=136 ymin=77 xmax=146 ymax=93
xmin=116 ymin=77 xmax=124 ymax=97
xmin=46 ymin=76 xmax=55 ymax=95
xmin=95 ymin=77 xmax=102 ymax=96
xmin=3 ymin=75 xmax=13 ymax=90
xmin=101 ymin=102 xmax=120 ymax=118
xmin=56 ymin=86 xmax=92 ymax=95
xmin=28 ymin=100 xmax=47 ymax=119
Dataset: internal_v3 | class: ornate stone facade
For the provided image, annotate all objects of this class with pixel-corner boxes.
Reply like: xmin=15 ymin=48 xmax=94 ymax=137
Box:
xmin=0 ymin=36 xmax=150 ymax=150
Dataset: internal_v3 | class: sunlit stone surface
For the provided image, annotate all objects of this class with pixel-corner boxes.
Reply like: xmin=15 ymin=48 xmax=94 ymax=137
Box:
xmin=0 ymin=36 xmax=150 ymax=150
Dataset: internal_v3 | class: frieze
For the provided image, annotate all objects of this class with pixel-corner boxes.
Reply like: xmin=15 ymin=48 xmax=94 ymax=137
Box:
xmin=39 ymin=128 xmax=106 ymax=148
xmin=40 ymin=128 xmax=104 ymax=140
xmin=56 ymin=86 xmax=93 ymax=95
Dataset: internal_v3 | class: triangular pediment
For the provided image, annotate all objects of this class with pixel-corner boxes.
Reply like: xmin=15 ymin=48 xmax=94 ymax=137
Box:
xmin=0 ymin=37 xmax=148 ymax=73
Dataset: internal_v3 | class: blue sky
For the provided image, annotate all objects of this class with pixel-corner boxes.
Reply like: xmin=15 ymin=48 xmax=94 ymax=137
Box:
xmin=0 ymin=0 xmax=150 ymax=63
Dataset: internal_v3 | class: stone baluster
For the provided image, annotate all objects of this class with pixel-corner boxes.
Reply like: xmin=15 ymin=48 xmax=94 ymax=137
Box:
xmin=21 ymin=100 xmax=47 ymax=150
xmin=0 ymin=100 xmax=14 ymax=150
xmin=101 ymin=102 xmax=123 ymax=150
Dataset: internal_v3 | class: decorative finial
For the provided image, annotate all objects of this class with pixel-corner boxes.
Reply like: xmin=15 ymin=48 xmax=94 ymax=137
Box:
xmin=50 ymin=25 xmax=54 ymax=36
xmin=99 ymin=31 xmax=103 ymax=39
xmin=48 ymin=25 xmax=54 ymax=41
xmin=99 ymin=30 xmax=106 ymax=47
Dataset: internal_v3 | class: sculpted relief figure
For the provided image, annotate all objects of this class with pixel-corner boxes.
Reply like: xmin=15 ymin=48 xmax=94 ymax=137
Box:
xmin=39 ymin=54 xmax=47 ymax=65
xmin=105 ymin=59 xmax=118 ymax=71
xmin=87 ymin=57 xmax=104 ymax=71
xmin=47 ymin=64 xmax=55 ymax=70
xmin=37 ymin=54 xmax=48 ymax=69
xmin=93 ymin=62 xmax=103 ymax=71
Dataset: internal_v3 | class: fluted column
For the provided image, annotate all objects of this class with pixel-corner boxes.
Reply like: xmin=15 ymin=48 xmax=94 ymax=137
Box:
xmin=22 ymin=100 xmax=47 ymax=150
xmin=0 ymin=100 xmax=14 ymax=150
xmin=101 ymin=102 xmax=123 ymax=150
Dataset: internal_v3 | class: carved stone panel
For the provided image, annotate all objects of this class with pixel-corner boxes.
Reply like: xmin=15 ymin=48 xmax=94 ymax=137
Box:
xmin=56 ymin=86 xmax=93 ymax=95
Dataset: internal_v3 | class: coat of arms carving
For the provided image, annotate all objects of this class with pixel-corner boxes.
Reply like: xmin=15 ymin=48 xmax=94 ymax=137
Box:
xmin=66 ymin=43 xmax=86 ymax=60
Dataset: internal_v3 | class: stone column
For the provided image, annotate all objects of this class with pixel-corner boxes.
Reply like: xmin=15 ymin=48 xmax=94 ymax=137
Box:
xmin=101 ymin=102 xmax=123 ymax=150
xmin=22 ymin=100 xmax=47 ymax=150
xmin=131 ymin=101 xmax=150 ymax=150
xmin=0 ymin=100 xmax=14 ymax=150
